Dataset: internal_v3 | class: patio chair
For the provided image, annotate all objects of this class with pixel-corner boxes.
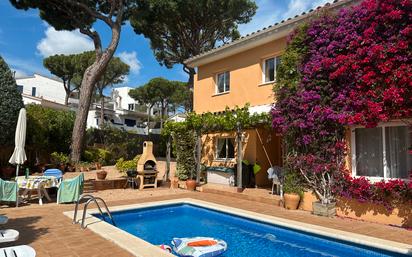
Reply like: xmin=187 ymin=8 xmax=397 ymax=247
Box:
xmin=0 ymin=245 xmax=36 ymax=257
xmin=43 ymin=169 xmax=63 ymax=183
xmin=0 ymin=216 xmax=8 ymax=225
xmin=0 ymin=229 xmax=19 ymax=243
xmin=267 ymin=166 xmax=283 ymax=196
xmin=0 ymin=179 xmax=19 ymax=207
xmin=57 ymin=173 xmax=84 ymax=204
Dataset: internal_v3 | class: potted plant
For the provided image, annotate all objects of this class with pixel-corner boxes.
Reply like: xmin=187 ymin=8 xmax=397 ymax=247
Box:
xmin=96 ymin=169 xmax=107 ymax=180
xmin=283 ymin=170 xmax=304 ymax=210
xmin=50 ymin=152 xmax=69 ymax=172
xmin=77 ymin=162 xmax=90 ymax=172
xmin=186 ymin=174 xmax=197 ymax=191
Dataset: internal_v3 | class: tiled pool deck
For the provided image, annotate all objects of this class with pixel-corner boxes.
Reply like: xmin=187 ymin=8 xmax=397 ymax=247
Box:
xmin=0 ymin=189 xmax=411 ymax=257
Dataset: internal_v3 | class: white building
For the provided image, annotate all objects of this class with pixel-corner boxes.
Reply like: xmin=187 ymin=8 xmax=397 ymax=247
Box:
xmin=87 ymin=87 xmax=152 ymax=134
xmin=15 ymin=73 xmax=77 ymax=107
xmin=16 ymin=74 xmax=157 ymax=134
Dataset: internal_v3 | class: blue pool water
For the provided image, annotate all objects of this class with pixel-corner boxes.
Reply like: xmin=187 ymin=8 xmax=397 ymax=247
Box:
xmin=94 ymin=204 xmax=405 ymax=257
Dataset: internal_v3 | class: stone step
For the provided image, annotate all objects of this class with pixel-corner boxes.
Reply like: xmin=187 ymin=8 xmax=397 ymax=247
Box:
xmin=202 ymin=187 xmax=282 ymax=206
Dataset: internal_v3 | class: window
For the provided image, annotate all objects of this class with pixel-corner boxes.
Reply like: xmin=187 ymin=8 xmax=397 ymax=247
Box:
xmin=128 ymin=104 xmax=134 ymax=111
xmin=352 ymin=123 xmax=411 ymax=179
xmin=124 ymin=119 xmax=136 ymax=127
xmin=216 ymin=71 xmax=230 ymax=94
xmin=31 ymin=87 xmax=36 ymax=97
xmin=16 ymin=85 xmax=23 ymax=93
xmin=216 ymin=138 xmax=235 ymax=160
xmin=263 ymin=56 xmax=281 ymax=83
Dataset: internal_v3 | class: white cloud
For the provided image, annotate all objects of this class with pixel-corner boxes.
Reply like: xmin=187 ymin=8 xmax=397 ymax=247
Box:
xmin=239 ymin=0 xmax=332 ymax=36
xmin=37 ymin=26 xmax=94 ymax=57
xmin=117 ymin=51 xmax=142 ymax=75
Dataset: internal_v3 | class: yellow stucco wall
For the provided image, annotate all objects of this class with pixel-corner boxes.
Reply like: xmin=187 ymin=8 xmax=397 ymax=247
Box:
xmin=193 ymin=38 xmax=287 ymax=113
xmin=201 ymin=128 xmax=282 ymax=186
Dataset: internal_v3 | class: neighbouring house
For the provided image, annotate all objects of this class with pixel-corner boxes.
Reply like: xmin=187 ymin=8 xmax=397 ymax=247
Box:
xmin=87 ymin=86 xmax=159 ymax=134
xmin=16 ymin=73 xmax=78 ymax=108
xmin=185 ymin=0 xmax=369 ymax=188
xmin=15 ymin=74 xmax=158 ymax=134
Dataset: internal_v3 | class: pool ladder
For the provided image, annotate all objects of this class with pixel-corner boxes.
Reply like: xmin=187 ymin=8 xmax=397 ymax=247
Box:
xmin=73 ymin=194 xmax=116 ymax=229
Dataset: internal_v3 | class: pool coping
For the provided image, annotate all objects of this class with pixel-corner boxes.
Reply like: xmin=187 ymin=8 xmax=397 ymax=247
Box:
xmin=63 ymin=198 xmax=412 ymax=257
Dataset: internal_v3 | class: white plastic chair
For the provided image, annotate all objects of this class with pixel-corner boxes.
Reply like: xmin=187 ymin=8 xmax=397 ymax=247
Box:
xmin=0 ymin=229 xmax=19 ymax=243
xmin=0 ymin=245 xmax=35 ymax=257
xmin=267 ymin=166 xmax=283 ymax=196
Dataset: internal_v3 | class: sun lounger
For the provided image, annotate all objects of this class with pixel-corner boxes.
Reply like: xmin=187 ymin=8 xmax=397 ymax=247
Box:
xmin=0 ymin=216 xmax=8 ymax=225
xmin=0 ymin=245 xmax=35 ymax=257
xmin=0 ymin=229 xmax=19 ymax=243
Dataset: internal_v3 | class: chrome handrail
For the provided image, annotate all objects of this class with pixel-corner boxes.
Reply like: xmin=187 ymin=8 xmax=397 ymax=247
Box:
xmin=72 ymin=194 xmax=116 ymax=229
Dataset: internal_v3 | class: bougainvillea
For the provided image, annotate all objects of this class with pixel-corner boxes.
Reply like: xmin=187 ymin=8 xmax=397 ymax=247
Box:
xmin=273 ymin=0 xmax=412 ymax=205
xmin=334 ymin=173 xmax=412 ymax=210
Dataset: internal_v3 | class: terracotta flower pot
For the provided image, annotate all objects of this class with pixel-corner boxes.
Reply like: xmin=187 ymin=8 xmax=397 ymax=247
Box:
xmin=170 ymin=177 xmax=179 ymax=189
xmin=185 ymin=179 xmax=197 ymax=191
xmin=95 ymin=162 xmax=102 ymax=170
xmin=96 ymin=170 xmax=107 ymax=180
xmin=284 ymin=193 xmax=301 ymax=210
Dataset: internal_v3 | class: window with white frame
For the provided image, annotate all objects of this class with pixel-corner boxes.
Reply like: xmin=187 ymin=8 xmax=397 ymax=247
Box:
xmin=216 ymin=71 xmax=230 ymax=94
xmin=216 ymin=137 xmax=235 ymax=160
xmin=263 ymin=56 xmax=281 ymax=83
xmin=351 ymin=123 xmax=412 ymax=179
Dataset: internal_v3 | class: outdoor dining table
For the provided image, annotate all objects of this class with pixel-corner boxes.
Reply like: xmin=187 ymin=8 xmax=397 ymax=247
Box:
xmin=15 ymin=176 xmax=60 ymax=205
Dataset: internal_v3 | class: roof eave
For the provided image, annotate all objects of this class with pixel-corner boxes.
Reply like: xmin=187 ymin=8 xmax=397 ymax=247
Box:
xmin=184 ymin=0 xmax=357 ymax=68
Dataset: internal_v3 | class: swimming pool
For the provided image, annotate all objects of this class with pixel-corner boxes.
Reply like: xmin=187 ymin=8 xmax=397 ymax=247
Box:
xmin=92 ymin=201 xmax=409 ymax=257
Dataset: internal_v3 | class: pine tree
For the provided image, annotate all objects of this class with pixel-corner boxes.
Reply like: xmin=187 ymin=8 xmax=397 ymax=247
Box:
xmin=0 ymin=56 xmax=24 ymax=146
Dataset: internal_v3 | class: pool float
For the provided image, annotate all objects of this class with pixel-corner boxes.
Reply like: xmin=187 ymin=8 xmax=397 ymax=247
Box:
xmin=159 ymin=244 xmax=172 ymax=253
xmin=172 ymin=237 xmax=227 ymax=257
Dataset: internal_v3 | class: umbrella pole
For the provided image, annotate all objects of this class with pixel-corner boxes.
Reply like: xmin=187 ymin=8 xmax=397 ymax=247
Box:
xmin=16 ymin=164 xmax=19 ymax=179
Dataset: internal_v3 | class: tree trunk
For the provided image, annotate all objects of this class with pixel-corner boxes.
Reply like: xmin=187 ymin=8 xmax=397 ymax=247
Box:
xmin=184 ymin=66 xmax=196 ymax=111
xmin=70 ymin=25 xmax=121 ymax=163
xmin=63 ymin=79 xmax=69 ymax=106
xmin=146 ymin=105 xmax=152 ymax=135
xmin=165 ymin=136 xmax=171 ymax=181
xmin=99 ymin=87 xmax=105 ymax=127
xmin=64 ymin=92 xmax=70 ymax=106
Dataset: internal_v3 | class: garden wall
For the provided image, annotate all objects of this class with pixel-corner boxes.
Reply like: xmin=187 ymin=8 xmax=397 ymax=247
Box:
xmin=299 ymin=192 xmax=412 ymax=228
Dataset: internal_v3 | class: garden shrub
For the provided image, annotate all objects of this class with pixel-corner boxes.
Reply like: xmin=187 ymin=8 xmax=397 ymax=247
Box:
xmin=172 ymin=128 xmax=196 ymax=181
xmin=50 ymin=152 xmax=69 ymax=165
xmin=85 ymin=126 xmax=143 ymax=162
xmin=26 ymin=104 xmax=75 ymax=157
xmin=0 ymin=56 xmax=24 ymax=146
xmin=115 ymin=155 xmax=141 ymax=173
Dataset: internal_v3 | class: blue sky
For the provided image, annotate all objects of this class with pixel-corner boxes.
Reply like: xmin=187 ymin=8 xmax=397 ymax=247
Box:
xmin=0 ymin=0 xmax=330 ymax=91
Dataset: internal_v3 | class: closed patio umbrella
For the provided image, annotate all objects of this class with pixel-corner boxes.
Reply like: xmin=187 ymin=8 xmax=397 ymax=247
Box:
xmin=9 ymin=108 xmax=27 ymax=178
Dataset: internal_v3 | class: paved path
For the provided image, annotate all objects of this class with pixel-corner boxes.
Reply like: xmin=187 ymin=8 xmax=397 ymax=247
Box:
xmin=0 ymin=190 xmax=411 ymax=257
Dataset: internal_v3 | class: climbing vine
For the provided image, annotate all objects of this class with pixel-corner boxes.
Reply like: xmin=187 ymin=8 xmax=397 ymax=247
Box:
xmin=163 ymin=104 xmax=271 ymax=136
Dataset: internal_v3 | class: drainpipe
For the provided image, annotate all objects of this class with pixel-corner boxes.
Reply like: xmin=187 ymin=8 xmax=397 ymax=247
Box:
xmin=236 ymin=122 xmax=243 ymax=192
